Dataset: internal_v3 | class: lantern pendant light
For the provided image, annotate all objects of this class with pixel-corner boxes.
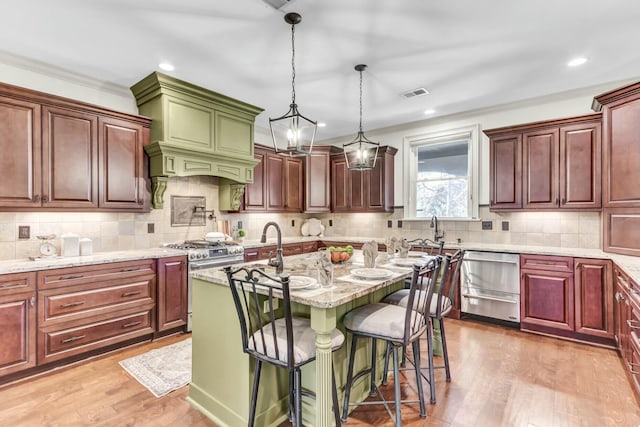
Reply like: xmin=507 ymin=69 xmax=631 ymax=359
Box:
xmin=269 ymin=12 xmax=317 ymax=157
xmin=343 ymin=64 xmax=379 ymax=170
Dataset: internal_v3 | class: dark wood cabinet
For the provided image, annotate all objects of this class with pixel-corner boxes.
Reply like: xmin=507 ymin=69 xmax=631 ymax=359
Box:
xmin=521 ymin=254 xmax=615 ymax=346
xmin=36 ymin=260 xmax=156 ymax=364
xmin=593 ymin=82 xmax=640 ymax=256
xmin=0 ymin=82 xmax=150 ymax=212
xmin=520 ymin=254 xmax=575 ymax=334
xmin=0 ymin=95 xmax=41 ymax=208
xmin=486 ymin=114 xmax=602 ymax=211
xmin=330 ymin=146 xmax=396 ymax=212
xmin=574 ymin=258 xmax=613 ymax=340
xmin=304 ymin=146 xmax=338 ymax=213
xmin=613 ymin=265 xmax=640 ymax=397
xmin=156 ymin=256 xmax=187 ymax=332
xmin=0 ymin=272 xmax=36 ymax=376
xmin=42 ymin=106 xmax=98 ymax=208
xmin=243 ymin=145 xmax=303 ymax=212
xmin=98 ymin=117 xmax=146 ymax=210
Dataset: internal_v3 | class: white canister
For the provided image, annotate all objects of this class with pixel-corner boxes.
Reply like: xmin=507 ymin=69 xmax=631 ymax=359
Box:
xmin=60 ymin=233 xmax=80 ymax=257
xmin=79 ymin=238 xmax=93 ymax=256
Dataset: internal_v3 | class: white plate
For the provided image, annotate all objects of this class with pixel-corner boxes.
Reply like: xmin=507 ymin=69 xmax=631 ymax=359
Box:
xmin=391 ymin=257 xmax=427 ymax=267
xmin=351 ymin=268 xmax=394 ymax=280
xmin=407 ymin=251 xmax=429 ymax=258
xmin=288 ymin=276 xmax=318 ymax=290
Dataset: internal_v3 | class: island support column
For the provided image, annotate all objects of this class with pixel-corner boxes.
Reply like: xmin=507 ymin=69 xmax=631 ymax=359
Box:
xmin=311 ymin=306 xmax=338 ymax=427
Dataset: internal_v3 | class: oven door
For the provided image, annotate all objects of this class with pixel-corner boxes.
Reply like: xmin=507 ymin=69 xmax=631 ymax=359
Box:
xmin=187 ymin=254 xmax=244 ymax=331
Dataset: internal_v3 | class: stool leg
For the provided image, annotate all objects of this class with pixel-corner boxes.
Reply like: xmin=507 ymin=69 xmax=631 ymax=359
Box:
xmin=412 ymin=340 xmax=426 ymax=417
xmin=288 ymin=371 xmax=294 ymax=422
xmin=294 ymin=368 xmax=302 ymax=427
xmin=370 ymin=339 xmax=377 ymax=396
xmin=332 ymin=366 xmax=342 ymax=427
xmin=341 ymin=334 xmax=358 ymax=422
xmin=441 ymin=319 xmax=451 ymax=381
xmin=392 ymin=345 xmax=402 ymax=426
xmin=382 ymin=341 xmax=391 ymax=385
xmin=249 ymin=360 xmax=262 ymax=427
xmin=426 ymin=322 xmax=436 ymax=404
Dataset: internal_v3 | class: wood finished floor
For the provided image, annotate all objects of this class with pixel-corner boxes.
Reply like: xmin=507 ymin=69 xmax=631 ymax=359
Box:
xmin=1 ymin=319 xmax=639 ymax=426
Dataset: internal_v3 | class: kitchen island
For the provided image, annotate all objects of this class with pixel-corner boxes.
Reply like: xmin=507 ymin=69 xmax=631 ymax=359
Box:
xmin=187 ymin=252 xmax=415 ymax=427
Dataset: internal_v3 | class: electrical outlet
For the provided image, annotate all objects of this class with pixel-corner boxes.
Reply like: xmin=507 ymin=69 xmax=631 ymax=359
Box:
xmin=502 ymin=221 xmax=510 ymax=231
xmin=18 ymin=225 xmax=30 ymax=239
xmin=291 ymin=219 xmax=295 ymax=227
xmin=238 ymin=221 xmax=243 ymax=229
xmin=264 ymin=298 xmax=279 ymax=313
xmin=147 ymin=223 xmax=155 ymax=233
xmin=481 ymin=221 xmax=493 ymax=230
xmin=387 ymin=220 xmax=392 ymax=228
xmin=397 ymin=220 xmax=403 ymax=228
xmin=329 ymin=219 xmax=333 ymax=227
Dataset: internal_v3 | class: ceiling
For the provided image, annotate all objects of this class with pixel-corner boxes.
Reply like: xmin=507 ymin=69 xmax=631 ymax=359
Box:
xmin=3 ymin=0 xmax=640 ymax=141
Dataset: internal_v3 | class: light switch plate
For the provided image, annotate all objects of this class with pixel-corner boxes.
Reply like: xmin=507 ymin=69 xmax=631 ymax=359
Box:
xmin=481 ymin=221 xmax=493 ymax=230
xmin=18 ymin=225 xmax=30 ymax=239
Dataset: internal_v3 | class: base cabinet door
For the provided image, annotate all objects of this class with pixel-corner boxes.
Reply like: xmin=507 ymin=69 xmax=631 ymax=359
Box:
xmin=0 ymin=272 xmax=37 ymax=376
xmin=157 ymin=256 xmax=188 ymax=332
xmin=574 ymin=259 xmax=613 ymax=340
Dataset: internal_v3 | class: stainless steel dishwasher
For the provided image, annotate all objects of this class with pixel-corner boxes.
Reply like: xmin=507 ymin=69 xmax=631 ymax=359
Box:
xmin=460 ymin=251 xmax=520 ymax=323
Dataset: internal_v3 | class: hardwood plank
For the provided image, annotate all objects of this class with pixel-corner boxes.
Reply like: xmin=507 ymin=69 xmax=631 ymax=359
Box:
xmin=1 ymin=320 xmax=639 ymax=426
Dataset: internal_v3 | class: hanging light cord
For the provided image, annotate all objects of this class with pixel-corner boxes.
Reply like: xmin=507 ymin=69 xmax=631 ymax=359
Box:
xmin=290 ymin=21 xmax=296 ymax=106
xmin=358 ymin=68 xmax=364 ymax=134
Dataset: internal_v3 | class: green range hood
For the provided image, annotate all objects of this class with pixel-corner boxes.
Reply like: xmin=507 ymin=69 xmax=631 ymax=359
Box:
xmin=131 ymin=72 xmax=263 ymax=209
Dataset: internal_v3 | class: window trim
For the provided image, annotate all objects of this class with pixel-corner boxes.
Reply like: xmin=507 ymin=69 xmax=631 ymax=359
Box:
xmin=403 ymin=124 xmax=480 ymax=220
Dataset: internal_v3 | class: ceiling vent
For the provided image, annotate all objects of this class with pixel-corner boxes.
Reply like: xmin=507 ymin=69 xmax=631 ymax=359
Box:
xmin=262 ymin=0 xmax=297 ymax=10
xmin=402 ymin=87 xmax=430 ymax=98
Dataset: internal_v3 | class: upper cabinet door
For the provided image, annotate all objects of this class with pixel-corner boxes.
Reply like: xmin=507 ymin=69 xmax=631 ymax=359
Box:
xmin=559 ymin=122 xmax=601 ymax=209
xmin=98 ymin=117 xmax=145 ymax=210
xmin=243 ymin=147 xmax=267 ymax=211
xmin=0 ymin=96 xmax=41 ymax=208
xmin=283 ymin=157 xmax=303 ymax=212
xmin=331 ymin=155 xmax=350 ymax=212
xmin=523 ymin=128 xmax=559 ymax=209
xmin=603 ymin=94 xmax=640 ymax=208
xmin=305 ymin=149 xmax=331 ymax=213
xmin=489 ymin=134 xmax=522 ymax=209
xmin=42 ymin=106 xmax=98 ymax=208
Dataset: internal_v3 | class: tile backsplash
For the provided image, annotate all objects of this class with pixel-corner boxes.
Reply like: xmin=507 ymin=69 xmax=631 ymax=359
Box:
xmin=0 ymin=175 xmax=601 ymax=261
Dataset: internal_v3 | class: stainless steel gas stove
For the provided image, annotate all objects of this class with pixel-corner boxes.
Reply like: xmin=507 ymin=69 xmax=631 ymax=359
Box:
xmin=165 ymin=240 xmax=245 ymax=331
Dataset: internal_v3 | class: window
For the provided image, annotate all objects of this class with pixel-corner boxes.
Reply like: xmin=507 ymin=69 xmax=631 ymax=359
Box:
xmin=404 ymin=125 xmax=479 ymax=219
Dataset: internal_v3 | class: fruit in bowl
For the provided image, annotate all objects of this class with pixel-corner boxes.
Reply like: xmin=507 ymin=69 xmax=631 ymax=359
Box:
xmin=328 ymin=245 xmax=354 ymax=264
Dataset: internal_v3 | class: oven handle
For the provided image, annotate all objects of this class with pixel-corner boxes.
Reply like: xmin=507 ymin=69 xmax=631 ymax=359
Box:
xmin=462 ymin=293 xmax=518 ymax=304
xmin=189 ymin=257 xmax=245 ymax=271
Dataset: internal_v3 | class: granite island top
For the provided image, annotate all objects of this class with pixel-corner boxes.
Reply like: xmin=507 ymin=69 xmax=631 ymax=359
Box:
xmin=0 ymin=247 xmax=187 ymax=275
xmin=242 ymin=236 xmax=640 ymax=285
xmin=190 ymin=252 xmax=417 ymax=309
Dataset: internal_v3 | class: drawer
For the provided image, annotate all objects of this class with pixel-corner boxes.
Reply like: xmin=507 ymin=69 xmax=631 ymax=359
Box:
xmin=282 ymin=244 xmax=303 ymax=256
xmin=38 ymin=307 xmax=154 ymax=364
xmin=520 ymin=254 xmax=573 ymax=273
xmin=615 ymin=266 xmax=640 ymax=308
xmin=39 ymin=275 xmax=154 ymax=325
xmin=0 ymin=272 xmax=36 ymax=296
xmin=38 ymin=259 xmax=155 ymax=290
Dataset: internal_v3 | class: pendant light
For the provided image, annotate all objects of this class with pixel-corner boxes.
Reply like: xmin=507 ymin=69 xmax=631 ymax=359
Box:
xmin=269 ymin=12 xmax=317 ymax=157
xmin=343 ymin=64 xmax=379 ymax=170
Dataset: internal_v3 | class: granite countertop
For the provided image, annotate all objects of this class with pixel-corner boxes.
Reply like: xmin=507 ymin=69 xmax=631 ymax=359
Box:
xmin=0 ymin=247 xmax=187 ymax=275
xmin=191 ymin=251 xmax=416 ymax=309
xmin=242 ymin=236 xmax=640 ymax=285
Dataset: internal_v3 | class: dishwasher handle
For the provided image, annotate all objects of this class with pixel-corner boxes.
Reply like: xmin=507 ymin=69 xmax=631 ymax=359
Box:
xmin=464 ymin=257 xmax=519 ymax=265
xmin=462 ymin=292 xmax=518 ymax=304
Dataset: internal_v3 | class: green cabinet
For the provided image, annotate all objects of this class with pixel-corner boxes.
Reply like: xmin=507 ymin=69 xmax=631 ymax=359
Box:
xmin=131 ymin=72 xmax=263 ymax=208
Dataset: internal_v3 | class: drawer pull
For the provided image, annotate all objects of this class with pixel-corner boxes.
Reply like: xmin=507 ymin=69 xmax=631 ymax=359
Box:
xmin=1 ymin=283 xmax=23 ymax=289
xmin=122 ymin=321 xmax=143 ymax=329
xmin=628 ymin=361 xmax=640 ymax=376
xmin=121 ymin=267 xmax=142 ymax=272
xmin=121 ymin=291 xmax=142 ymax=297
xmin=61 ymin=335 xmax=86 ymax=344
xmin=60 ymin=301 xmax=86 ymax=308
xmin=59 ymin=274 xmax=84 ymax=280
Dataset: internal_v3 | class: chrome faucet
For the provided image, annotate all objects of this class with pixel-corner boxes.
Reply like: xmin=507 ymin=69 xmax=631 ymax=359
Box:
xmin=430 ymin=215 xmax=445 ymax=242
xmin=260 ymin=221 xmax=284 ymax=274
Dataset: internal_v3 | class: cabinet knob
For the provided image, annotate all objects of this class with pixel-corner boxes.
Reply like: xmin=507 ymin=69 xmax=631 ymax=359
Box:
xmin=615 ymin=292 xmax=625 ymax=302
xmin=42 ymin=195 xmax=49 ymax=203
xmin=561 ymin=198 xmax=566 ymax=205
xmin=34 ymin=194 xmax=41 ymax=203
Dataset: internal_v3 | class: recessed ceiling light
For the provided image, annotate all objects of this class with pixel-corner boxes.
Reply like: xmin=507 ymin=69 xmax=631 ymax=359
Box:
xmin=567 ymin=57 xmax=587 ymax=67
xmin=317 ymin=122 xmax=326 ymax=127
xmin=424 ymin=109 xmax=436 ymax=115
xmin=158 ymin=62 xmax=175 ymax=71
